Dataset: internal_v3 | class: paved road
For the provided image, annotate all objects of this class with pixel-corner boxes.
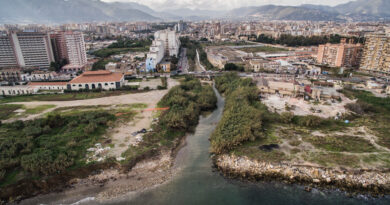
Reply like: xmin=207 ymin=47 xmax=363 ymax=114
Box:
xmin=178 ymin=48 xmax=189 ymax=74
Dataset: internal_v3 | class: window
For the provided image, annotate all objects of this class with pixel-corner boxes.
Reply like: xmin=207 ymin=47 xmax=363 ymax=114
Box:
xmin=72 ymin=84 xmax=76 ymax=87
xmin=111 ymin=83 xmax=114 ymax=85
xmin=79 ymin=84 xmax=82 ymax=87
xmin=105 ymin=83 xmax=108 ymax=86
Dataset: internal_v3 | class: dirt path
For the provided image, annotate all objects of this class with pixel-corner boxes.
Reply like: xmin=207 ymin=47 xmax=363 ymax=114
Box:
xmin=107 ymin=108 xmax=154 ymax=158
xmin=3 ymin=106 xmax=58 ymax=123
xmin=7 ymin=78 xmax=179 ymax=118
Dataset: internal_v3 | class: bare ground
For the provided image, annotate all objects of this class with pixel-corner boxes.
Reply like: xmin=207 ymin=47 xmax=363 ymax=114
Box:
xmin=262 ymin=94 xmax=354 ymax=118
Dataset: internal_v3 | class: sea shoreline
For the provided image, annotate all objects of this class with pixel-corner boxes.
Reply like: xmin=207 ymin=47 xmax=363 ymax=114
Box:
xmin=4 ymin=135 xmax=187 ymax=205
xmin=214 ymin=154 xmax=390 ymax=197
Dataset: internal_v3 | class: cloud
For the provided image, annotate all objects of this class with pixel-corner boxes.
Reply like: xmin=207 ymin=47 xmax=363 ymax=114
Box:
xmin=102 ymin=0 xmax=353 ymax=10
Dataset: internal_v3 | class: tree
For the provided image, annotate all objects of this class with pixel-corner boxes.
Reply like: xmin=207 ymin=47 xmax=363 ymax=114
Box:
xmin=224 ymin=63 xmax=244 ymax=72
xmin=49 ymin=59 xmax=68 ymax=72
xmin=171 ymin=56 xmax=179 ymax=65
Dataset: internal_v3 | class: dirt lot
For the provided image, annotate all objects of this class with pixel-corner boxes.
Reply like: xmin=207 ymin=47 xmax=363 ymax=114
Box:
xmin=262 ymin=94 xmax=354 ymax=118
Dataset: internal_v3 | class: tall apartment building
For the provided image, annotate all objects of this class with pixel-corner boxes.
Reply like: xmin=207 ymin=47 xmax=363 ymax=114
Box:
xmin=360 ymin=33 xmax=390 ymax=73
xmin=51 ymin=31 xmax=87 ymax=72
xmin=64 ymin=32 xmax=87 ymax=67
xmin=0 ymin=31 xmax=54 ymax=69
xmin=146 ymin=29 xmax=180 ymax=71
xmin=0 ymin=34 xmax=18 ymax=68
xmin=317 ymin=39 xmax=363 ymax=68
xmin=50 ymin=33 xmax=68 ymax=62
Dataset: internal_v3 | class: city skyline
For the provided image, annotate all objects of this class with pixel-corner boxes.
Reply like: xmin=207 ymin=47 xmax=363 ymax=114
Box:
xmin=102 ymin=0 xmax=353 ymax=10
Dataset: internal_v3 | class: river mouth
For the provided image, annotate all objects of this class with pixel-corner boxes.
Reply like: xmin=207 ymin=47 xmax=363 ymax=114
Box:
xmin=17 ymin=87 xmax=390 ymax=205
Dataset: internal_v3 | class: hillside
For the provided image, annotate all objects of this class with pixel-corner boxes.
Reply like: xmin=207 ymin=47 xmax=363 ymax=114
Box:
xmin=226 ymin=0 xmax=390 ymax=21
xmin=227 ymin=5 xmax=341 ymax=21
xmin=0 ymin=0 xmax=159 ymax=24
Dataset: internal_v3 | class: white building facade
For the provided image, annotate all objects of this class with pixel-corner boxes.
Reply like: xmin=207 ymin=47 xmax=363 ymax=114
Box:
xmin=146 ymin=29 xmax=180 ymax=71
xmin=11 ymin=32 xmax=54 ymax=69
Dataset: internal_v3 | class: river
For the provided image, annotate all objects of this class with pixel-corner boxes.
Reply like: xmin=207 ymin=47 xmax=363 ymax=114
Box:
xmin=22 ymin=87 xmax=390 ymax=205
xmin=107 ymin=87 xmax=390 ymax=205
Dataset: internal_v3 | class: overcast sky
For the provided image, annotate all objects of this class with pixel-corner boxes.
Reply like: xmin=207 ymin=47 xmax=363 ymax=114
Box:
xmin=102 ymin=0 xmax=354 ymax=10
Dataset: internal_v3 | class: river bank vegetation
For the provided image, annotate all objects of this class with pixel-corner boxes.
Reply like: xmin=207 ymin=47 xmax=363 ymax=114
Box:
xmin=211 ymin=73 xmax=390 ymax=170
xmin=180 ymin=37 xmax=216 ymax=71
xmin=121 ymin=76 xmax=217 ymax=166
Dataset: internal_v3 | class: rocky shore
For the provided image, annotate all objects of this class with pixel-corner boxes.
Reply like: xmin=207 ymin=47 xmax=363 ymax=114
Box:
xmin=215 ymin=154 xmax=390 ymax=196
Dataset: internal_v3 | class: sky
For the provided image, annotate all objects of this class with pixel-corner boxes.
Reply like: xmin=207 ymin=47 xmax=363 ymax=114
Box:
xmin=102 ymin=0 xmax=354 ymax=10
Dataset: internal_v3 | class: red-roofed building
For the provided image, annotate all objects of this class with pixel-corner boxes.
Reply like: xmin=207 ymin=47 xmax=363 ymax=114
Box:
xmin=68 ymin=70 xmax=124 ymax=91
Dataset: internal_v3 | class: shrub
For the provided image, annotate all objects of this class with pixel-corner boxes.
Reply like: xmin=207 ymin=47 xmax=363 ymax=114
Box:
xmin=280 ymin=112 xmax=294 ymax=123
xmin=0 ymin=169 xmax=5 ymax=181
xmin=84 ymin=122 xmax=98 ymax=134
xmin=345 ymin=102 xmax=376 ymax=115
xmin=0 ymin=111 xmax=115 ymax=185
xmin=295 ymin=115 xmax=323 ymax=127
xmin=211 ymin=73 xmax=268 ymax=154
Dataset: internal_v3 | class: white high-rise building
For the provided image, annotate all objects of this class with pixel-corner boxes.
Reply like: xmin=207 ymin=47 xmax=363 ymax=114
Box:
xmin=0 ymin=34 xmax=18 ymax=68
xmin=0 ymin=31 xmax=54 ymax=69
xmin=11 ymin=32 xmax=54 ymax=69
xmin=146 ymin=29 xmax=180 ymax=71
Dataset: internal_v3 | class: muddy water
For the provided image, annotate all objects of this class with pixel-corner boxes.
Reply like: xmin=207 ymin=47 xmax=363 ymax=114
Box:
xmin=22 ymin=87 xmax=390 ymax=205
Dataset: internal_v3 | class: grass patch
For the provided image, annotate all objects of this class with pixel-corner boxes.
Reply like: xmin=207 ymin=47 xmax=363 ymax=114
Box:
xmin=93 ymin=47 xmax=149 ymax=58
xmin=362 ymin=154 xmax=390 ymax=168
xmin=202 ymin=41 xmax=256 ymax=47
xmin=305 ymin=152 xmax=361 ymax=168
xmin=0 ymin=90 xmax=142 ymax=104
xmin=304 ymin=135 xmax=378 ymax=153
xmin=0 ymin=104 xmax=23 ymax=120
xmin=232 ymin=146 xmax=289 ymax=163
xmin=24 ymin=105 xmax=56 ymax=115
xmin=238 ymin=46 xmax=288 ymax=53
xmin=340 ymin=88 xmax=390 ymax=149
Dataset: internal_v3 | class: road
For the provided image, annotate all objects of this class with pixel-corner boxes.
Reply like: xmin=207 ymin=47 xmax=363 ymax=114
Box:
xmin=178 ymin=48 xmax=189 ymax=74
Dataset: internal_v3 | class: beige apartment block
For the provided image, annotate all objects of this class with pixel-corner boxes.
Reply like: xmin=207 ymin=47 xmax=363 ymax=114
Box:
xmin=360 ymin=33 xmax=390 ymax=74
xmin=317 ymin=38 xmax=362 ymax=68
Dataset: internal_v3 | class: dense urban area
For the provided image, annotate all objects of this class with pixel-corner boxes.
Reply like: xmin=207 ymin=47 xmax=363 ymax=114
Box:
xmin=2 ymin=0 xmax=390 ymax=204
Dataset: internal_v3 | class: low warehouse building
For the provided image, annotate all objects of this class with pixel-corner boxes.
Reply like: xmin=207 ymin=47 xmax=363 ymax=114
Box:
xmin=28 ymin=81 xmax=68 ymax=91
xmin=68 ymin=70 xmax=125 ymax=91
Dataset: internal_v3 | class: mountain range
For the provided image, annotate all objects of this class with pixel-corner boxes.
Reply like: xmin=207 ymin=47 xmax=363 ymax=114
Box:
xmin=228 ymin=0 xmax=390 ymax=21
xmin=0 ymin=0 xmax=389 ymax=24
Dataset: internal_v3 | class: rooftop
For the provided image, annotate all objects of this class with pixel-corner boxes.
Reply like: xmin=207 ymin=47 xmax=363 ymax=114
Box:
xmin=28 ymin=81 xmax=68 ymax=86
xmin=70 ymin=70 xmax=123 ymax=84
